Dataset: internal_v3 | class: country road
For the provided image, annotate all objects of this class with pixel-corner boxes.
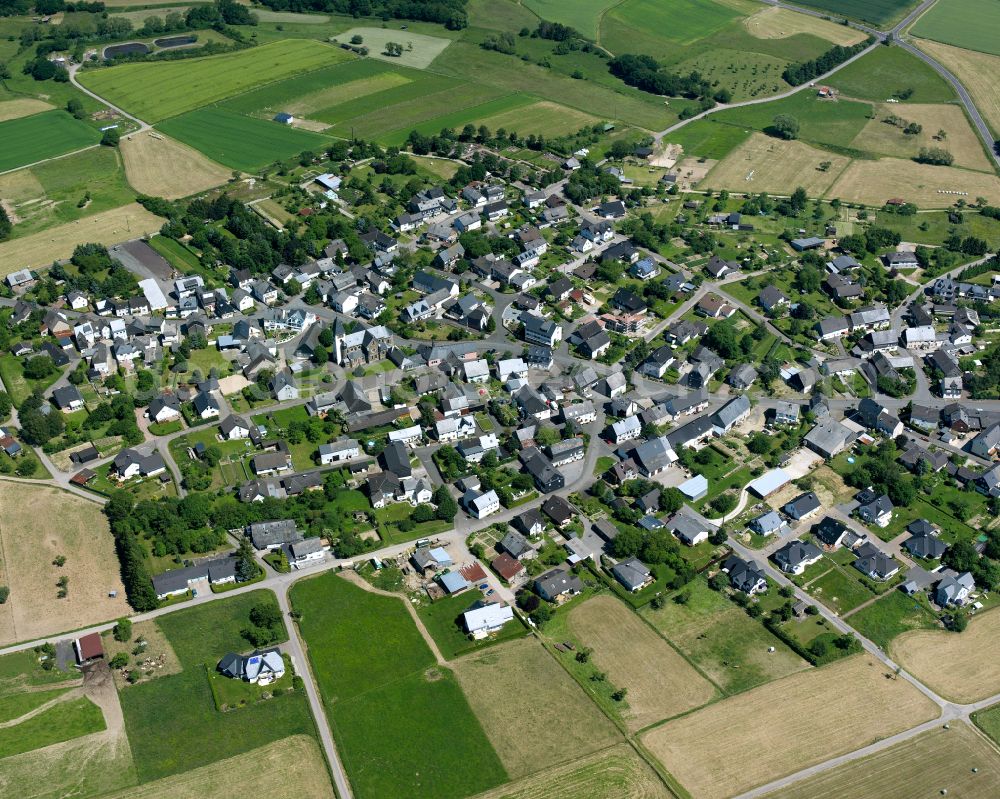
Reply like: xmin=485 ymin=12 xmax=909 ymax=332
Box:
xmin=656 ymin=0 xmax=1000 ymax=172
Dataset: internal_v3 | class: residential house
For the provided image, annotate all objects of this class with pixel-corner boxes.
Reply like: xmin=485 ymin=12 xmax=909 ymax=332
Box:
xmin=773 ymin=539 xmax=822 ymax=574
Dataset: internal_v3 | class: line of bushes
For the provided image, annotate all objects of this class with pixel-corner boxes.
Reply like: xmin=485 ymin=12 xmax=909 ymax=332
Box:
xmin=781 ymin=37 xmax=874 ymax=86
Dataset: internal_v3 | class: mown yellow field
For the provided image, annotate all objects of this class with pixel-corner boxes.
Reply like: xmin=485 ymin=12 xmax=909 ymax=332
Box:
xmin=454 ymin=637 xmax=621 ymax=778
xmin=763 ymin=723 xmax=1000 ymax=799
xmin=120 ymin=130 xmax=232 ymax=198
xmin=850 ymin=102 xmax=993 ymax=171
xmin=0 ymin=481 xmax=130 ymax=647
xmin=917 ymin=39 xmax=1000 ymax=136
xmin=703 ymin=133 xmax=850 ymax=196
xmin=827 ymin=156 xmax=1000 ymax=207
xmin=0 ymin=99 xmax=54 ymax=122
xmin=470 ymin=743 xmax=672 ymax=799
xmin=744 ymin=7 xmax=866 ymax=46
xmin=569 ymin=595 xmax=717 ymax=732
xmin=0 ymin=203 xmax=162 ymax=272
xmin=891 ymin=608 xmax=1000 ymax=703
xmin=99 ymin=735 xmax=334 ymax=798
xmin=642 ymin=655 xmax=940 ymax=799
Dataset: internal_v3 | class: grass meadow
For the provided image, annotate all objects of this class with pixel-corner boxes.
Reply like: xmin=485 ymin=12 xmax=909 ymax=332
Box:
xmin=417 ymin=592 xmax=527 ymax=660
xmin=846 ymin=589 xmax=939 ymax=649
xmin=0 ymin=110 xmax=98 ymax=172
xmin=522 ymin=0 xmax=618 ymax=39
xmin=642 ymin=577 xmax=808 ymax=694
xmin=291 ymin=572 xmax=506 ymax=799
xmin=157 ymin=107 xmax=331 ymax=171
xmin=911 ymin=0 xmax=1000 ymax=56
xmin=0 ymin=697 xmax=105 ymax=759
xmin=119 ymin=590 xmax=320 ymax=783
xmin=78 ymin=39 xmax=352 ymax=122
xmin=602 ymin=0 xmax=742 ymax=50
xmin=827 ymin=44 xmax=957 ymax=103
xmin=0 ymin=147 xmax=134 ymax=239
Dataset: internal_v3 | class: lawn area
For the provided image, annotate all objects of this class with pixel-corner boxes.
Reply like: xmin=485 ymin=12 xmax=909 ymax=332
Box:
xmin=0 ymin=353 xmax=64 ymax=406
xmin=911 ymin=0 xmax=1000 ymax=56
xmin=0 ymin=110 xmax=99 ymax=173
xmin=805 ymin=563 xmax=874 ymax=615
xmin=147 ymin=234 xmax=202 ymax=273
xmin=119 ymin=590 xmax=318 ymax=782
xmin=373 ymin=502 xmax=451 ymax=545
xmin=827 ymin=42 xmax=957 ymax=102
xmin=643 ymin=577 xmax=808 ymax=694
xmin=417 ymin=592 xmax=527 ymax=660
xmin=0 ymin=696 xmax=105 ymax=759
xmin=78 ymin=39 xmax=352 ymax=122
xmin=846 ymin=589 xmax=940 ymax=649
xmin=157 ymin=107 xmax=332 ymax=172
xmin=290 ymin=572 xmax=506 ymax=799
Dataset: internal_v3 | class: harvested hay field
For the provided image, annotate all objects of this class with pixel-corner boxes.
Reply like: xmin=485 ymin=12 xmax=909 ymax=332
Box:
xmin=473 ymin=100 xmax=601 ymax=139
xmin=892 ymin=607 xmax=1000 ymax=702
xmin=0 ymin=203 xmax=162 ymax=272
xmin=762 ymin=723 xmax=1000 ymax=799
xmin=0 ymin=99 xmax=53 ymax=122
xmin=469 ymin=743 xmax=671 ymax=799
xmin=641 ymin=655 xmax=939 ymax=799
xmin=120 ymin=130 xmax=232 ymax=198
xmin=917 ymin=39 xmax=1000 ymax=135
xmin=849 ymin=102 xmax=993 ymax=171
xmin=99 ymin=735 xmax=334 ymax=799
xmin=744 ymin=7 xmax=866 ymax=45
xmin=454 ymin=637 xmax=621 ymax=778
xmin=569 ymin=595 xmax=717 ymax=731
xmin=702 ymin=133 xmax=850 ymax=196
xmin=827 ymin=156 xmax=1000 ymax=207
xmin=0 ymin=481 xmax=130 ymax=647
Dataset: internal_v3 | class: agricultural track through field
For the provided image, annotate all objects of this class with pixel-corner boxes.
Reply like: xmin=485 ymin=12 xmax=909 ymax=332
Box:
xmin=657 ymin=0 xmax=1000 ymax=170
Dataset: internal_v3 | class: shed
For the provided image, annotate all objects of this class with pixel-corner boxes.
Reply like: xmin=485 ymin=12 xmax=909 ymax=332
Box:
xmin=75 ymin=632 xmax=104 ymax=663
xmin=678 ymin=474 xmax=708 ymax=501
xmin=439 ymin=571 xmax=470 ymax=594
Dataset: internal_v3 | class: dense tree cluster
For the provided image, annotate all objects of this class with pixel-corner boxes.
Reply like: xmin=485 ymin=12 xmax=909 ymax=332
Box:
xmin=781 ymin=38 xmax=873 ymax=86
xmin=608 ymin=54 xmax=716 ymax=101
xmin=915 ymin=146 xmax=954 ymax=165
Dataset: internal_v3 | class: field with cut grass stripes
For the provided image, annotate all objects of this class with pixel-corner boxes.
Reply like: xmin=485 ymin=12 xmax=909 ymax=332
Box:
xmin=157 ymin=107 xmax=330 ymax=172
xmin=0 ymin=110 xmax=98 ymax=172
xmin=78 ymin=39 xmax=351 ymax=122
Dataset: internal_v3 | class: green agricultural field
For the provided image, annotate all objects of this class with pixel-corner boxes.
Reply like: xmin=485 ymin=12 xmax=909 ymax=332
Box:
xmin=432 ymin=41 xmax=680 ymax=131
xmin=119 ymin=590 xmax=319 ymax=783
xmin=0 ymin=146 xmax=134 ymax=240
xmin=291 ymin=572 xmax=507 ymax=799
xmin=602 ymin=0 xmax=743 ymax=50
xmin=0 ymin=696 xmax=105 ymax=759
xmin=379 ymin=93 xmax=540 ymax=145
xmin=467 ymin=0 xmax=539 ymax=32
xmin=157 ymin=107 xmax=331 ymax=172
xmin=827 ymin=44 xmax=957 ymax=102
xmin=523 ymin=0 xmax=618 ymax=39
xmin=643 ymin=577 xmax=808 ymax=694
xmin=78 ymin=39 xmax=352 ymax=123
xmin=712 ymin=91 xmax=872 ymax=151
xmin=0 ymin=110 xmax=98 ymax=173
xmin=0 ymin=686 xmax=71 ymax=724
xmin=666 ymin=118 xmax=751 ymax=159
xmin=785 ymin=0 xmax=919 ymax=26
xmin=911 ymin=0 xmax=1000 ymax=55
xmin=847 ymin=590 xmax=939 ymax=649
xmin=221 ymin=58 xmax=407 ymax=119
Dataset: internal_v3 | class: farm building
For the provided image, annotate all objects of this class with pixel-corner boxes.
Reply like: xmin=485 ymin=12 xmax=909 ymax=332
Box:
xmin=74 ymin=633 xmax=104 ymax=664
xmin=273 ymin=112 xmax=294 ymax=125
xmin=463 ymin=603 xmax=515 ymax=639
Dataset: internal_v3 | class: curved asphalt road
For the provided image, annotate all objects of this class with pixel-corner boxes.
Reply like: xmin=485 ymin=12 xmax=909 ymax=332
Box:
xmin=656 ymin=0 xmax=1000 ymax=170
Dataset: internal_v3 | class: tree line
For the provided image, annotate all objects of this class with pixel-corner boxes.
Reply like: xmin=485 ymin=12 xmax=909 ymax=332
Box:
xmin=781 ymin=38 xmax=874 ymax=86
